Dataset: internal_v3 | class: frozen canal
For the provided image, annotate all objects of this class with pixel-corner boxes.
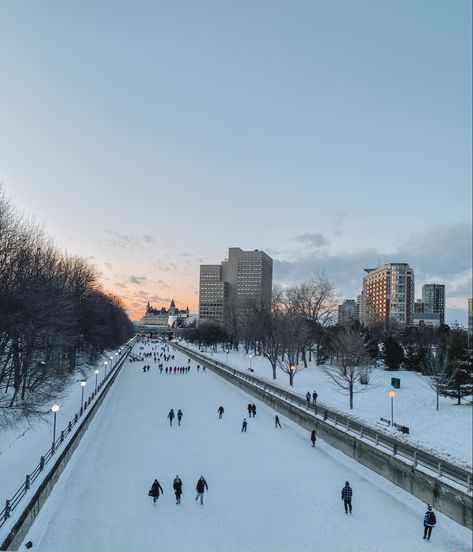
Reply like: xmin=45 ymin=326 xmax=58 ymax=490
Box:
xmin=22 ymin=340 xmax=470 ymax=552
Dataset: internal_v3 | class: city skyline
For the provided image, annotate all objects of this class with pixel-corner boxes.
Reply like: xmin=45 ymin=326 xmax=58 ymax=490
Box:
xmin=0 ymin=1 xmax=471 ymax=324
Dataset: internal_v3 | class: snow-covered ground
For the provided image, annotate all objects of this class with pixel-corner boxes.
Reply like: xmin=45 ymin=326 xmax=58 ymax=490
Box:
xmin=181 ymin=343 xmax=473 ymax=469
xmin=19 ymin=340 xmax=471 ymax=552
xmin=0 ymin=347 xmax=125 ymax=528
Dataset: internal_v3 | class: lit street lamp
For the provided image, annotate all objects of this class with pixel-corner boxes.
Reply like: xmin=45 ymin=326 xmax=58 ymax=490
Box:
xmin=110 ymin=355 xmax=113 ymax=370
xmin=104 ymin=361 xmax=108 ymax=378
xmin=226 ymin=349 xmax=229 ymax=362
xmin=80 ymin=380 xmax=87 ymax=410
xmin=249 ymin=355 xmax=253 ymax=371
xmin=51 ymin=404 xmax=60 ymax=449
xmin=289 ymin=364 xmax=296 ymax=387
xmin=94 ymin=369 xmax=99 ymax=392
xmin=389 ymin=390 xmax=395 ymax=426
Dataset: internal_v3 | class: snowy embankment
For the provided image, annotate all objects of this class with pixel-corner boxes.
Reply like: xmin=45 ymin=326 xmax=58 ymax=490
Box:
xmin=0 ymin=347 xmax=124 ymax=531
xmin=18 ymin=340 xmax=472 ymax=552
xmin=180 ymin=342 xmax=473 ymax=469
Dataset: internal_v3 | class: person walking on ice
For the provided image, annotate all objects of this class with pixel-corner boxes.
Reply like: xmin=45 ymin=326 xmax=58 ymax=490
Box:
xmin=149 ymin=479 xmax=164 ymax=503
xmin=195 ymin=476 xmax=208 ymax=504
xmin=247 ymin=403 xmax=252 ymax=418
xmin=218 ymin=406 xmax=224 ymax=418
xmin=341 ymin=481 xmax=352 ymax=514
xmin=275 ymin=415 xmax=281 ymax=428
xmin=177 ymin=409 xmax=183 ymax=426
xmin=310 ymin=429 xmax=317 ymax=447
xmin=173 ymin=475 xmax=183 ymax=504
xmin=423 ymin=505 xmax=436 ymax=540
xmin=251 ymin=404 xmax=256 ymax=417
xmin=168 ymin=409 xmax=175 ymax=426
xmin=241 ymin=418 xmax=247 ymax=432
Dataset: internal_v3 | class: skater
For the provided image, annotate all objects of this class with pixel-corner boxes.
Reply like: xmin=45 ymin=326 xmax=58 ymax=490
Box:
xmin=173 ymin=475 xmax=183 ymax=504
xmin=168 ymin=408 xmax=175 ymax=426
xmin=306 ymin=392 xmax=311 ymax=406
xmin=310 ymin=429 xmax=316 ymax=447
xmin=195 ymin=475 xmax=208 ymax=504
xmin=197 ymin=364 xmax=200 ymax=372
xmin=423 ymin=505 xmax=436 ymax=540
xmin=218 ymin=406 xmax=224 ymax=419
xmin=241 ymin=418 xmax=247 ymax=432
xmin=149 ymin=479 xmax=164 ymax=503
xmin=143 ymin=366 xmax=146 ymax=373
xmin=251 ymin=404 xmax=256 ymax=417
xmin=275 ymin=415 xmax=281 ymax=428
xmin=341 ymin=481 xmax=352 ymax=514
xmin=177 ymin=409 xmax=183 ymax=426
xmin=247 ymin=403 xmax=252 ymax=418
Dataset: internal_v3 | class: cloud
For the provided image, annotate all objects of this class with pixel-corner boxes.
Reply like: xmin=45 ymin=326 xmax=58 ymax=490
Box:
xmin=274 ymin=223 xmax=472 ymax=318
xmin=128 ymin=275 xmax=147 ymax=284
xmin=290 ymin=233 xmax=329 ymax=249
xmin=104 ymin=230 xmax=156 ymax=249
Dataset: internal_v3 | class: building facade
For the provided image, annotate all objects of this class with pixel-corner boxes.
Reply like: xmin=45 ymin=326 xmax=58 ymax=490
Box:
xmin=141 ymin=300 xmax=189 ymax=327
xmin=363 ymin=263 xmax=414 ymax=328
xmin=199 ymin=247 xmax=273 ymax=327
xmin=338 ymin=299 xmax=356 ymax=326
xmin=422 ymin=284 xmax=446 ymax=326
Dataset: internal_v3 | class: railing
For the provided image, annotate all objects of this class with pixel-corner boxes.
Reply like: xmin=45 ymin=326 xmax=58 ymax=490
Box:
xmin=174 ymin=343 xmax=473 ymax=494
xmin=0 ymin=337 xmax=137 ymax=529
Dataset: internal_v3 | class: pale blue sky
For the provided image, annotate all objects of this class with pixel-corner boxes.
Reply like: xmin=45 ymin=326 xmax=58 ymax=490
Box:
xmin=0 ymin=1 xmax=471 ymax=321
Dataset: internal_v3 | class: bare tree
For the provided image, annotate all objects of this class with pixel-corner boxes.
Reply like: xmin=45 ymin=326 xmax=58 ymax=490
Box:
xmin=324 ymin=328 xmax=374 ymax=409
xmin=422 ymin=349 xmax=459 ymax=411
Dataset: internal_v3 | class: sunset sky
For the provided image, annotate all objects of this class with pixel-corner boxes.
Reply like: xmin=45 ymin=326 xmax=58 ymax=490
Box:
xmin=0 ymin=1 xmax=471 ymax=323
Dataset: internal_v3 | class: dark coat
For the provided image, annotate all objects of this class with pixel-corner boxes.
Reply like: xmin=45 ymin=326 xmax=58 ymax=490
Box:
xmin=168 ymin=410 xmax=175 ymax=419
xmin=196 ymin=477 xmax=208 ymax=493
xmin=173 ymin=478 xmax=183 ymax=495
xmin=151 ymin=480 xmax=163 ymax=498
xmin=424 ymin=511 xmax=436 ymax=527
xmin=341 ymin=484 xmax=352 ymax=501
xmin=311 ymin=430 xmax=316 ymax=442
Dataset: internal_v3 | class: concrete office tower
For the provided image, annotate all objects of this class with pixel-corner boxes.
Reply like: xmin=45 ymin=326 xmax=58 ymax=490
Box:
xmin=363 ymin=263 xmax=414 ymax=328
xmin=338 ymin=299 xmax=356 ymax=325
xmin=355 ymin=292 xmax=366 ymax=325
xmin=199 ymin=247 xmax=273 ymax=326
xmin=422 ymin=284 xmax=446 ymax=325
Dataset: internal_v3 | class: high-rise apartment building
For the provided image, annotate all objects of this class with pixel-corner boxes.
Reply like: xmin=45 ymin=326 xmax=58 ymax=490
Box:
xmin=199 ymin=247 xmax=273 ymax=326
xmin=422 ymin=284 xmax=446 ymax=325
xmin=363 ymin=263 xmax=414 ymax=327
xmin=355 ymin=292 xmax=366 ymax=325
xmin=338 ymin=299 xmax=356 ymax=326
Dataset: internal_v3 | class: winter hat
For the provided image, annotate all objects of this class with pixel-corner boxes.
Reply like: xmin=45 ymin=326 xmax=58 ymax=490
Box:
xmin=345 ymin=481 xmax=349 ymax=486
xmin=427 ymin=505 xmax=432 ymax=511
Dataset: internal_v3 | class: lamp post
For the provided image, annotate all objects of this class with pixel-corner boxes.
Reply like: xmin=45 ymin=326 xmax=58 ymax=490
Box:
xmin=249 ymin=355 xmax=253 ymax=371
xmin=104 ymin=361 xmax=108 ymax=379
xmin=226 ymin=349 xmax=229 ymax=362
xmin=389 ymin=390 xmax=395 ymax=426
xmin=110 ymin=355 xmax=113 ymax=370
xmin=94 ymin=369 xmax=99 ymax=392
xmin=51 ymin=404 xmax=60 ymax=450
xmin=289 ymin=364 xmax=295 ymax=387
xmin=80 ymin=380 xmax=87 ymax=410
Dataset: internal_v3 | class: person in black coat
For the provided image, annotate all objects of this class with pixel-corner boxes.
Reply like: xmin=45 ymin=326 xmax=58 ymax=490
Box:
xmin=423 ymin=505 xmax=436 ymax=540
xmin=306 ymin=392 xmax=311 ymax=406
xmin=177 ymin=409 xmax=183 ymax=426
xmin=247 ymin=403 xmax=252 ymax=418
xmin=195 ymin=476 xmax=208 ymax=504
xmin=218 ymin=406 xmax=224 ymax=418
xmin=310 ymin=429 xmax=316 ymax=447
xmin=168 ymin=409 xmax=175 ymax=426
xmin=341 ymin=481 xmax=352 ymax=513
xmin=150 ymin=479 xmax=164 ymax=503
xmin=275 ymin=415 xmax=281 ymax=428
xmin=251 ymin=404 xmax=256 ymax=417
xmin=173 ymin=476 xmax=183 ymax=504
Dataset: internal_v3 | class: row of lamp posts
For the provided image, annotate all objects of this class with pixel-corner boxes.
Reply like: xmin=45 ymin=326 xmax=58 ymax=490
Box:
xmin=50 ymin=348 xmax=124 ymax=451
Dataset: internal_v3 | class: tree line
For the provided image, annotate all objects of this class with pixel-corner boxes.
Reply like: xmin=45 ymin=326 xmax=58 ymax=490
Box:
xmin=0 ymin=189 xmax=134 ymax=426
xmin=182 ymin=276 xmax=472 ymax=410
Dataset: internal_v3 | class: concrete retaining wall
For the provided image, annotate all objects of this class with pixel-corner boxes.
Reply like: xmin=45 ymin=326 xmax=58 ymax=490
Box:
xmin=1 ymin=350 xmax=130 ymax=552
xmin=180 ymin=345 xmax=473 ymax=530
